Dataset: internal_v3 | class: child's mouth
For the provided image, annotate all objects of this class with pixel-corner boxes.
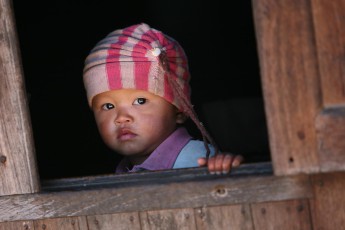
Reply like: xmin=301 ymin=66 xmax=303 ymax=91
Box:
xmin=117 ymin=129 xmax=136 ymax=141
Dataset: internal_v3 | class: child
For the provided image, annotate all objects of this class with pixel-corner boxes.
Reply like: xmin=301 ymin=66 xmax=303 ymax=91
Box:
xmin=83 ymin=23 xmax=243 ymax=174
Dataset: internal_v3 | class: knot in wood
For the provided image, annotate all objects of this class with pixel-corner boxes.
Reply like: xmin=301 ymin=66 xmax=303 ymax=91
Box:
xmin=212 ymin=185 xmax=228 ymax=198
xmin=0 ymin=155 xmax=6 ymax=164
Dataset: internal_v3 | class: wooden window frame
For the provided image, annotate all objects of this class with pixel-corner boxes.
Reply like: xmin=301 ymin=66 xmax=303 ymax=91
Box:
xmin=1 ymin=162 xmax=316 ymax=223
xmin=1 ymin=0 xmax=345 ymax=224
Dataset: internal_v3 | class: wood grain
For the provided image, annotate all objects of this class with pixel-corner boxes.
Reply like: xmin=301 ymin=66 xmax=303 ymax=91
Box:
xmin=311 ymin=172 xmax=345 ymax=229
xmin=140 ymin=208 xmax=196 ymax=230
xmin=251 ymin=199 xmax=312 ymax=230
xmin=0 ymin=0 xmax=39 ymax=195
xmin=34 ymin=216 xmax=88 ymax=230
xmin=194 ymin=204 xmax=253 ymax=230
xmin=252 ymin=0 xmax=321 ymax=175
xmin=0 ymin=172 xmax=312 ymax=222
xmin=87 ymin=212 xmax=140 ymax=230
xmin=316 ymin=106 xmax=345 ymax=172
xmin=312 ymin=0 xmax=345 ymax=106
xmin=0 ymin=220 xmax=33 ymax=230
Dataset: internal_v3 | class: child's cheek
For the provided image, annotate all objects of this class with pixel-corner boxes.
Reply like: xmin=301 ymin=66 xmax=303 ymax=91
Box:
xmin=95 ymin=114 xmax=113 ymax=135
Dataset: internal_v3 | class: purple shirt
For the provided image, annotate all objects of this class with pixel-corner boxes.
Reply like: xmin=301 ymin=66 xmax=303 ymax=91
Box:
xmin=115 ymin=127 xmax=192 ymax=173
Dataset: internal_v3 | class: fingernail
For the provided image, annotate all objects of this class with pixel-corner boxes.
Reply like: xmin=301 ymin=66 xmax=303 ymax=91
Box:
xmin=210 ymin=171 xmax=215 ymax=175
xmin=232 ymin=161 xmax=240 ymax=167
xmin=222 ymin=170 xmax=229 ymax=174
xmin=216 ymin=171 xmax=221 ymax=175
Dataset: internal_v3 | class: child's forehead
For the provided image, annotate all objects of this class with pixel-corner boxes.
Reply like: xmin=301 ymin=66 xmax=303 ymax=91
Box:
xmin=91 ymin=88 xmax=174 ymax=109
xmin=94 ymin=89 xmax=162 ymax=101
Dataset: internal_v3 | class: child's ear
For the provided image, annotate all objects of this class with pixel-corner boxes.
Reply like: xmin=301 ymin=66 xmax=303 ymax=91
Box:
xmin=176 ymin=111 xmax=188 ymax=124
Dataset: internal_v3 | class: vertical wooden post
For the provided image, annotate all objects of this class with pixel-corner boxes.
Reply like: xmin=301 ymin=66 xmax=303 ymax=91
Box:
xmin=311 ymin=0 xmax=345 ymax=106
xmin=0 ymin=0 xmax=40 ymax=195
xmin=252 ymin=0 xmax=322 ymax=175
xmin=311 ymin=0 xmax=345 ymax=171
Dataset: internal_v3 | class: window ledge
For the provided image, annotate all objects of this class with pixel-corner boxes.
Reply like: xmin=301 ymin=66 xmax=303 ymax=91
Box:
xmin=41 ymin=162 xmax=273 ymax=192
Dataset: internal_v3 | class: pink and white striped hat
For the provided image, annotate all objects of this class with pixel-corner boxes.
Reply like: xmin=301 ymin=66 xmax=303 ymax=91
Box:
xmin=83 ymin=23 xmax=191 ymax=111
xmin=83 ymin=23 xmax=219 ymax=156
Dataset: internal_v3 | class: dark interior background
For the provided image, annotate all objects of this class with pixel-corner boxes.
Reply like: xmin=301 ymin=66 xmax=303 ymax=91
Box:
xmin=13 ymin=0 xmax=270 ymax=180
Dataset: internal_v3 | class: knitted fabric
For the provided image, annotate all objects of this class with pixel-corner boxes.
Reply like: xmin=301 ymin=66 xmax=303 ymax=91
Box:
xmin=83 ymin=23 xmax=191 ymax=111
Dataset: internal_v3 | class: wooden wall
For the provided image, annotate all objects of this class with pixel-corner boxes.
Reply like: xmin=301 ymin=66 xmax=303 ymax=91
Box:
xmin=1 ymin=0 xmax=345 ymax=229
xmin=0 ymin=167 xmax=345 ymax=229
xmin=0 ymin=0 xmax=39 ymax=196
xmin=254 ymin=0 xmax=345 ymax=176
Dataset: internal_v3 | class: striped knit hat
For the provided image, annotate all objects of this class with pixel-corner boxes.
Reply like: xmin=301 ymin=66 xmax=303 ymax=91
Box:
xmin=83 ymin=23 xmax=218 ymax=157
xmin=83 ymin=23 xmax=191 ymax=112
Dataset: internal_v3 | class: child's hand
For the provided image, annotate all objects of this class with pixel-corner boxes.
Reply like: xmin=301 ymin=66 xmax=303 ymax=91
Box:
xmin=198 ymin=153 xmax=244 ymax=175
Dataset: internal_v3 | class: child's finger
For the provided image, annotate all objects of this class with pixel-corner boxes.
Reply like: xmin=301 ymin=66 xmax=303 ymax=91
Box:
xmin=214 ymin=154 xmax=225 ymax=174
xmin=222 ymin=154 xmax=233 ymax=174
xmin=232 ymin=155 xmax=244 ymax=167
xmin=207 ymin=157 xmax=216 ymax=174
xmin=197 ymin=157 xmax=207 ymax=166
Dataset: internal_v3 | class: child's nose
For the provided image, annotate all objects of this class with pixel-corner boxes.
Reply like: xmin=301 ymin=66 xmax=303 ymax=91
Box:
xmin=114 ymin=108 xmax=132 ymax=124
xmin=115 ymin=116 xmax=131 ymax=125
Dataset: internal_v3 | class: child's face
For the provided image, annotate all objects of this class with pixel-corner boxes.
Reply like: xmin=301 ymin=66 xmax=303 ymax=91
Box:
xmin=92 ymin=89 xmax=186 ymax=163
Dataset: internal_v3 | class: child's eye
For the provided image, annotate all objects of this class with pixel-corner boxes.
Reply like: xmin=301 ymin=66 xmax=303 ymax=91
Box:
xmin=134 ymin=97 xmax=147 ymax=105
xmin=101 ymin=103 xmax=115 ymax=110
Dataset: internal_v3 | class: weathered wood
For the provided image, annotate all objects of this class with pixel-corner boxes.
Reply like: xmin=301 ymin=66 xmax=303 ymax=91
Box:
xmin=140 ymin=208 xmax=196 ymax=230
xmin=34 ymin=216 xmax=88 ymax=230
xmin=310 ymin=172 xmax=345 ymax=229
xmin=87 ymin=212 xmax=140 ymax=230
xmin=0 ymin=0 xmax=40 ymax=195
xmin=0 ymin=220 xmax=33 ymax=230
xmin=316 ymin=106 xmax=345 ymax=172
xmin=194 ymin=204 xmax=253 ymax=230
xmin=252 ymin=0 xmax=322 ymax=175
xmin=0 ymin=170 xmax=312 ymax=222
xmin=41 ymin=162 xmax=273 ymax=192
xmin=311 ymin=0 xmax=345 ymax=106
xmin=251 ymin=199 xmax=312 ymax=230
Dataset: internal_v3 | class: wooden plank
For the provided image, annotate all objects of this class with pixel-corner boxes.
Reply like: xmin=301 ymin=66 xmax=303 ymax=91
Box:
xmin=316 ymin=106 xmax=345 ymax=172
xmin=34 ymin=216 xmax=88 ymax=230
xmin=0 ymin=0 xmax=40 ymax=195
xmin=0 ymin=171 xmax=312 ymax=222
xmin=41 ymin=162 xmax=273 ymax=192
xmin=87 ymin=212 xmax=140 ymax=230
xmin=252 ymin=0 xmax=321 ymax=175
xmin=310 ymin=172 xmax=345 ymax=229
xmin=0 ymin=220 xmax=33 ymax=230
xmin=194 ymin=204 xmax=253 ymax=230
xmin=140 ymin=208 xmax=196 ymax=230
xmin=311 ymin=0 xmax=345 ymax=106
xmin=251 ymin=199 xmax=312 ymax=230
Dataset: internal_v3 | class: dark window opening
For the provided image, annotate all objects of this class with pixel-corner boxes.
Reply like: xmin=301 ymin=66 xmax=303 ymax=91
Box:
xmin=13 ymin=0 xmax=270 ymax=180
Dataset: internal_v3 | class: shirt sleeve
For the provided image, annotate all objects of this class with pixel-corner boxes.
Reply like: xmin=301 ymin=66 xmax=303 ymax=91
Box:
xmin=172 ymin=140 xmax=216 ymax=169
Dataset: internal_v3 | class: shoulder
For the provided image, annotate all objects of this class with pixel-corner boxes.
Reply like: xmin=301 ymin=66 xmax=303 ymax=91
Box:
xmin=172 ymin=139 xmax=215 ymax=169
